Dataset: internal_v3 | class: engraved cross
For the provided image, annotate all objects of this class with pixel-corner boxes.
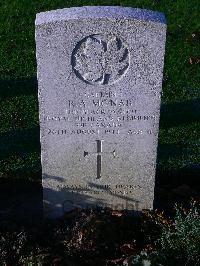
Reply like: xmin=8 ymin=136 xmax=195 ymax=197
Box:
xmin=84 ymin=140 xmax=116 ymax=179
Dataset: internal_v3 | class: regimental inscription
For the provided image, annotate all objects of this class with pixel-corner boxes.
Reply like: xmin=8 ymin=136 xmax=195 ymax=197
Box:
xmin=72 ymin=34 xmax=130 ymax=85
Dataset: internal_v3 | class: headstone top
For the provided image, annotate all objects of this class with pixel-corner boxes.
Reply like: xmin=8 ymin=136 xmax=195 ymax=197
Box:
xmin=36 ymin=6 xmax=166 ymax=26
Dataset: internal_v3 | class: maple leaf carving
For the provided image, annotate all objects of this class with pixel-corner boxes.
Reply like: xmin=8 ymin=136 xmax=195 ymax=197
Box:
xmin=104 ymin=37 xmax=129 ymax=84
xmin=73 ymin=35 xmax=129 ymax=85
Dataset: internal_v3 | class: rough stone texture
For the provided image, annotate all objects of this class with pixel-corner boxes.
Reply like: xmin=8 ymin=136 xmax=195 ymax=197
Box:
xmin=35 ymin=6 xmax=167 ymax=218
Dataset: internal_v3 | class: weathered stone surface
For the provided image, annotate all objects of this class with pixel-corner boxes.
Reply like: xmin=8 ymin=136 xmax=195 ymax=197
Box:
xmin=35 ymin=6 xmax=167 ymax=218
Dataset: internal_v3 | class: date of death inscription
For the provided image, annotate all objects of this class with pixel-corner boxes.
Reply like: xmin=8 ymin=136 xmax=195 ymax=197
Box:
xmin=47 ymin=128 xmax=154 ymax=135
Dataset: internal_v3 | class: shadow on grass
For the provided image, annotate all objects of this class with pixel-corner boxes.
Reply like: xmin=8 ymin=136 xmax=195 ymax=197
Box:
xmin=0 ymin=127 xmax=40 ymax=161
xmin=0 ymin=77 xmax=37 ymax=99
xmin=160 ymin=99 xmax=200 ymax=128
xmin=154 ymin=98 xmax=200 ymax=210
xmin=0 ymin=178 xmax=42 ymax=224
xmin=0 ymin=77 xmax=40 ymax=175
xmin=154 ymin=165 xmax=200 ymax=213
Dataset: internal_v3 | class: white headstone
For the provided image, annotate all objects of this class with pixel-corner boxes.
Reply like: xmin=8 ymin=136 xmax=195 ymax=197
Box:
xmin=35 ymin=6 xmax=167 ymax=218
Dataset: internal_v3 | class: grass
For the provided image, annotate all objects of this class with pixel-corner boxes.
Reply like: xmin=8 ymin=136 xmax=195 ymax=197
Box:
xmin=0 ymin=0 xmax=199 ymax=188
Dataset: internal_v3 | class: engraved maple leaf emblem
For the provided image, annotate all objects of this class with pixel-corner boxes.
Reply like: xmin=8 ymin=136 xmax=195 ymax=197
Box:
xmin=73 ymin=35 xmax=129 ymax=85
